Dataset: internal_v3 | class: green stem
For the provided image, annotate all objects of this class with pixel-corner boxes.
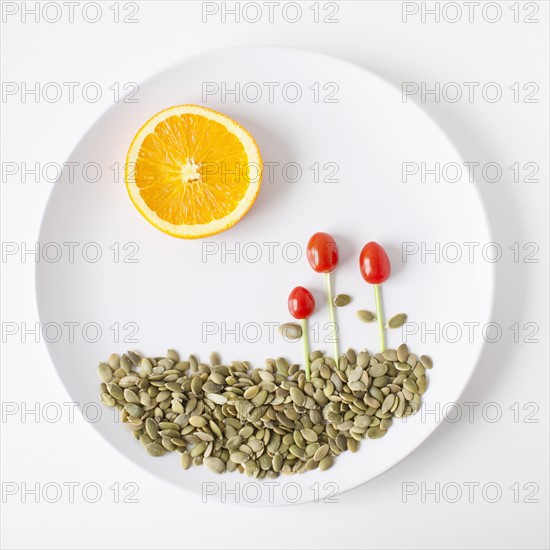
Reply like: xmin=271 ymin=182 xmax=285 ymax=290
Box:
xmin=324 ymin=271 xmax=339 ymax=364
xmin=374 ymin=283 xmax=386 ymax=351
xmin=301 ymin=317 xmax=311 ymax=381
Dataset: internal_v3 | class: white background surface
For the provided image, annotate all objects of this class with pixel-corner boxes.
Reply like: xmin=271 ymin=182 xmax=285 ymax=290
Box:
xmin=1 ymin=1 xmax=548 ymax=548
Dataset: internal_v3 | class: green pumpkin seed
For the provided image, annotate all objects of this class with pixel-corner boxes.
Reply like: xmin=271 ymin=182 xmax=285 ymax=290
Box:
xmin=381 ymin=349 xmax=398 ymax=361
xmin=369 ymin=363 xmax=388 ymax=378
xmin=387 ymin=313 xmax=407 ymax=329
xmin=289 ymin=445 xmax=306 ymax=459
xmin=403 ymin=378 xmax=419 ymax=393
xmin=120 ymin=355 xmax=132 ymax=373
xmin=357 ymin=351 xmax=370 ymax=368
xmin=382 ymin=394 xmax=395 ymax=413
xmin=156 ymin=390 xmax=170 ymax=402
xmin=140 ymin=358 xmax=153 ymax=375
xmin=180 ymin=452 xmax=192 ymax=470
xmin=346 ymin=348 xmax=357 ymax=364
xmin=146 ymin=443 xmax=165 ymax=457
xmin=372 ymin=375 xmax=391 ymax=388
xmin=189 ymin=415 xmax=207 ymax=428
xmin=275 ymin=357 xmax=290 ymax=376
xmin=210 ymin=372 xmax=226 ymax=385
xmin=348 ymin=366 xmax=363 ymax=383
xmin=420 ymin=355 xmax=433 ymax=369
xmin=106 ymin=382 xmax=124 ymax=400
xmin=190 ymin=441 xmax=207 ymax=458
xmin=394 ymin=393 xmax=406 ymax=417
xmin=166 ymin=349 xmax=179 ymax=363
xmin=354 ymin=415 xmax=372 ymax=428
xmin=207 ymin=393 xmax=228 ymax=405
xmin=239 ymin=425 xmax=254 ymax=439
xmin=203 ymin=457 xmax=225 ymax=474
xmin=279 ymin=322 xmax=302 ymax=340
xmin=243 ymin=386 xmax=259 ymax=399
xmin=259 ymin=454 xmax=272 ymax=470
xmin=124 ymin=403 xmax=143 ymax=417
xmin=140 ymin=434 xmax=153 ymax=448
xmin=209 ymin=352 xmax=221 ymax=367
xmin=417 ymin=375 xmax=428 ymax=394
xmin=107 ymin=353 xmax=119 ymax=369
xmin=290 ymin=387 xmax=306 ymax=407
xmin=333 ymin=294 xmax=351 ymax=307
xmin=162 ymin=437 xmax=176 ymax=451
xmin=174 ymin=414 xmax=189 ymax=428
xmin=98 ymin=363 xmax=113 ymax=383
xmin=145 ymin=418 xmax=158 ymax=439
xmin=305 ymin=458 xmax=319 ymax=471
xmin=230 ymin=451 xmax=249 ymax=464
xmin=225 ymin=435 xmax=241 ymax=450
xmin=366 ymin=427 xmax=387 ymax=439
xmin=402 ymin=389 xmax=414 ymax=401
xmin=301 ymin=428 xmax=318 ymax=442
xmin=313 ymin=444 xmax=330 ymax=462
xmin=164 ymin=381 xmax=181 ymax=393
xmin=369 ymin=387 xmax=384 ymax=402
xmin=356 ymin=310 xmax=376 ymax=323
xmin=272 ymin=453 xmax=283 ymax=472
xmin=319 ymin=456 xmax=334 ymax=471
xmin=249 ymin=439 xmax=264 ymax=454
xmin=100 ymin=393 xmax=115 ymax=407
xmin=127 ymin=351 xmax=142 ymax=366
xmin=413 ymin=364 xmax=426 ymax=378
xmin=159 ymin=422 xmax=179 ymax=431
xmin=251 ymin=390 xmax=268 ymax=407
xmin=160 ymin=429 xmax=180 ymax=438
xmin=203 ymin=381 xmax=222 ymax=393
xmin=397 ymin=343 xmax=409 ymax=362
xmin=380 ymin=418 xmax=392 ymax=431
xmin=124 ymin=389 xmax=140 ymax=404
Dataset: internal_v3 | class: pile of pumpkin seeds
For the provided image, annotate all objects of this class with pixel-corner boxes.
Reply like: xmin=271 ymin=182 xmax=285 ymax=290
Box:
xmin=97 ymin=345 xmax=432 ymax=477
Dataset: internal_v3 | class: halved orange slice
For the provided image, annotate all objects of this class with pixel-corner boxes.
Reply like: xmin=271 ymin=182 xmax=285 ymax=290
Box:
xmin=125 ymin=105 xmax=262 ymax=238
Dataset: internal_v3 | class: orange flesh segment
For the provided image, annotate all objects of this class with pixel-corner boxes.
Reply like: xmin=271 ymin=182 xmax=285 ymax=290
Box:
xmin=134 ymin=114 xmax=251 ymax=226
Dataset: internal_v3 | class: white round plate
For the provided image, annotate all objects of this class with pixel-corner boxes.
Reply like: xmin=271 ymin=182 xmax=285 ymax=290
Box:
xmin=37 ymin=46 xmax=493 ymax=505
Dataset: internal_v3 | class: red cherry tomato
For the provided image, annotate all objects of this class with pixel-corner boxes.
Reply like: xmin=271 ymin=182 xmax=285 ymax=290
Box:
xmin=359 ymin=242 xmax=391 ymax=284
xmin=306 ymin=232 xmax=339 ymax=273
xmin=288 ymin=286 xmax=315 ymax=319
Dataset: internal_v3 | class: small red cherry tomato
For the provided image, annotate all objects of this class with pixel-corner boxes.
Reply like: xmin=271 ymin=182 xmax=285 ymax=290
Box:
xmin=359 ymin=242 xmax=391 ymax=284
xmin=306 ymin=232 xmax=339 ymax=273
xmin=288 ymin=286 xmax=315 ymax=319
